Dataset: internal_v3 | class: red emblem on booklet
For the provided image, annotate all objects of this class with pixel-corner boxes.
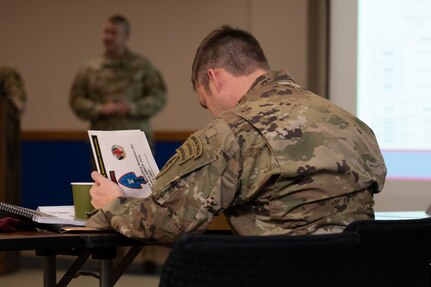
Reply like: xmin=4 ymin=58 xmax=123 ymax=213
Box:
xmin=111 ymin=145 xmax=126 ymax=160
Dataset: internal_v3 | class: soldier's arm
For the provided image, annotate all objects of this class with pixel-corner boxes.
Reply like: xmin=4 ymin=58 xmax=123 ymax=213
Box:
xmin=128 ymin=64 xmax=167 ymax=118
xmin=69 ymin=68 xmax=100 ymax=120
xmin=2 ymin=66 xmax=26 ymax=114
xmin=86 ymin=119 xmax=240 ymax=246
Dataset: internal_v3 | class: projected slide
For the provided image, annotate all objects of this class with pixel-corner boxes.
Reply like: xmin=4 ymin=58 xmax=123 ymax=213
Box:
xmin=357 ymin=0 xmax=431 ymax=180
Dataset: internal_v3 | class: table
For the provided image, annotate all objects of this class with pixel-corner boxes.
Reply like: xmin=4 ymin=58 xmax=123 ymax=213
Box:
xmin=1 ymin=211 xmax=428 ymax=286
xmin=375 ymin=211 xmax=430 ymax=220
xmin=207 ymin=211 xmax=431 ymax=231
xmin=0 ymin=230 xmax=144 ymax=287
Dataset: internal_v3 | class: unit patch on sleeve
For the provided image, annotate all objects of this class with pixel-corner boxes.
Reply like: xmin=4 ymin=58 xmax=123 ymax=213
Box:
xmin=190 ymin=134 xmax=203 ymax=159
xmin=177 ymin=134 xmax=203 ymax=165
xmin=156 ymin=153 xmax=179 ymax=178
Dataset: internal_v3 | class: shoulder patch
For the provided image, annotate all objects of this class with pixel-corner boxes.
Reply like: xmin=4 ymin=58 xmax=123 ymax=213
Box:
xmin=177 ymin=134 xmax=203 ymax=165
xmin=190 ymin=134 xmax=203 ymax=159
xmin=156 ymin=153 xmax=179 ymax=178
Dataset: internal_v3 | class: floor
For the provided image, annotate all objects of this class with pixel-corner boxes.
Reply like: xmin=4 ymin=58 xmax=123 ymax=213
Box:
xmin=0 ymin=268 xmax=160 ymax=287
xmin=0 ymin=249 xmax=168 ymax=287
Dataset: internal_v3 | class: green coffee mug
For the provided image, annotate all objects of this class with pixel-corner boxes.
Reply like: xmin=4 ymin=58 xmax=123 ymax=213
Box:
xmin=71 ymin=182 xmax=94 ymax=220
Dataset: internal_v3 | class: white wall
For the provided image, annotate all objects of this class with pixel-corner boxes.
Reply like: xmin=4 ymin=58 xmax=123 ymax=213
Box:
xmin=0 ymin=0 xmax=308 ymax=132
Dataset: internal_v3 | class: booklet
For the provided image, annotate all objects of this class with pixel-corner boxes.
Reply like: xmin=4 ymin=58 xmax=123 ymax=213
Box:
xmin=88 ymin=130 xmax=160 ymax=198
xmin=36 ymin=205 xmax=84 ymax=225
xmin=0 ymin=201 xmax=87 ymax=228
xmin=0 ymin=202 xmax=103 ymax=233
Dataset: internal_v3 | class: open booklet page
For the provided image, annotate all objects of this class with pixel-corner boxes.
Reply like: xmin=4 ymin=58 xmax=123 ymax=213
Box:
xmin=37 ymin=205 xmax=86 ymax=226
xmin=88 ymin=130 xmax=160 ymax=198
xmin=0 ymin=202 xmax=86 ymax=227
xmin=0 ymin=202 xmax=104 ymax=233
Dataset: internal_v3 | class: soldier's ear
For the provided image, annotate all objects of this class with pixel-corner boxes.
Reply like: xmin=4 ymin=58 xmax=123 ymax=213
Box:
xmin=207 ymin=69 xmax=222 ymax=94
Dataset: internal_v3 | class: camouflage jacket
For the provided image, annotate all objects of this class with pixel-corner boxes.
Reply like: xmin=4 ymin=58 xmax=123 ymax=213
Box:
xmin=87 ymin=70 xmax=387 ymax=246
xmin=0 ymin=63 xmax=26 ymax=114
xmin=69 ymin=50 xmax=166 ymax=147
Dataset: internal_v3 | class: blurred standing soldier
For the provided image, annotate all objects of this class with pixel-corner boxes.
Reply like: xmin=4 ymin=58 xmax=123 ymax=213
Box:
xmin=0 ymin=62 xmax=26 ymax=274
xmin=0 ymin=62 xmax=26 ymax=115
xmin=70 ymin=14 xmax=166 ymax=150
xmin=70 ymin=15 xmax=166 ymax=271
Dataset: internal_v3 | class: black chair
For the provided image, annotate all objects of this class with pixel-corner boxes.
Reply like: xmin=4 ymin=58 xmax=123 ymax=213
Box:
xmin=159 ymin=232 xmax=360 ymax=287
xmin=344 ymin=217 xmax=431 ymax=287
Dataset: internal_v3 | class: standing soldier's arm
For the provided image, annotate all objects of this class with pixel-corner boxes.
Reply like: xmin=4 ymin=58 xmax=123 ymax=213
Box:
xmin=70 ymin=68 xmax=100 ymax=120
xmin=128 ymin=64 xmax=167 ymax=118
xmin=87 ymin=119 xmax=240 ymax=246
xmin=1 ymin=66 xmax=26 ymax=114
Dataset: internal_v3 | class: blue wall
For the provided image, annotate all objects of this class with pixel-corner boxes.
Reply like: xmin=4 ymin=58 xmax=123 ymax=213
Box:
xmin=21 ymin=140 xmax=181 ymax=209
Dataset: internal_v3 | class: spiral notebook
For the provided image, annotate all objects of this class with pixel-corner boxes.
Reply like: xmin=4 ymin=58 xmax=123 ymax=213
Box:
xmin=0 ymin=202 xmax=98 ymax=233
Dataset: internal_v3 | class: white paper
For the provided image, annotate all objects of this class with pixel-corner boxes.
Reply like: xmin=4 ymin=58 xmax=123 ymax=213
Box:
xmin=37 ymin=205 xmax=75 ymax=220
xmin=36 ymin=205 xmax=86 ymax=226
xmin=88 ymin=130 xmax=159 ymax=198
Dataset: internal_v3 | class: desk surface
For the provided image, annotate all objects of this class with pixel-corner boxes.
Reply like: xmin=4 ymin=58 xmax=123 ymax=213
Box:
xmin=1 ymin=210 xmax=428 ymax=249
xmin=375 ymin=211 xmax=430 ymax=220
xmin=207 ymin=211 xmax=431 ymax=231
xmin=0 ymin=231 xmax=142 ymax=252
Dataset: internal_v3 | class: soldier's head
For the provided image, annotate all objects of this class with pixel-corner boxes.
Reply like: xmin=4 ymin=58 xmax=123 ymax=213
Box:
xmin=191 ymin=26 xmax=270 ymax=117
xmin=103 ymin=15 xmax=130 ymax=57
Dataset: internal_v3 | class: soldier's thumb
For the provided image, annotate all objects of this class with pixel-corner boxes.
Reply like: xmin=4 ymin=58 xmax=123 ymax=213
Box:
xmin=91 ymin=171 xmax=105 ymax=184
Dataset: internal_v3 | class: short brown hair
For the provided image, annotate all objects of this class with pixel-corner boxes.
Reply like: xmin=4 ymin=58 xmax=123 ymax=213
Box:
xmin=191 ymin=25 xmax=270 ymax=91
xmin=108 ymin=14 xmax=130 ymax=36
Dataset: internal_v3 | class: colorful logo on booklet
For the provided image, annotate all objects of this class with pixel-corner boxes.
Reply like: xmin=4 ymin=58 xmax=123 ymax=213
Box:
xmin=119 ymin=172 xmax=147 ymax=189
xmin=111 ymin=145 xmax=126 ymax=160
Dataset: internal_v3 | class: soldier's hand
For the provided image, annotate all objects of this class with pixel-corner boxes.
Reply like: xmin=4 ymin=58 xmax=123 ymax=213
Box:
xmin=99 ymin=102 xmax=118 ymax=116
xmin=115 ymin=101 xmax=130 ymax=116
xmin=90 ymin=171 xmax=124 ymax=209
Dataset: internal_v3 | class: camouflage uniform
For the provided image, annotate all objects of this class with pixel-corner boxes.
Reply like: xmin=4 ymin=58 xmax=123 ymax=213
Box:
xmin=0 ymin=63 xmax=26 ymax=113
xmin=87 ymin=70 xmax=387 ymax=246
xmin=70 ymin=50 xmax=166 ymax=148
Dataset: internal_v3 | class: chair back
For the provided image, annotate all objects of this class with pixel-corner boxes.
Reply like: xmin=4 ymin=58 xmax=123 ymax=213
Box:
xmin=344 ymin=217 xmax=431 ymax=287
xmin=159 ymin=232 xmax=360 ymax=287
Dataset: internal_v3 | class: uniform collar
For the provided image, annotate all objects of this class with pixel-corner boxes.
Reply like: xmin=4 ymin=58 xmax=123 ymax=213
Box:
xmin=247 ymin=70 xmax=296 ymax=93
xmin=102 ymin=49 xmax=133 ymax=67
xmin=236 ymin=70 xmax=297 ymax=106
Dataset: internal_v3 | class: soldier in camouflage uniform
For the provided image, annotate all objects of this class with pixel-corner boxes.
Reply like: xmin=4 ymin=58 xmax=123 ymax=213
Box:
xmin=0 ymin=63 xmax=26 ymax=114
xmin=70 ymin=15 xmax=166 ymax=149
xmin=87 ymin=26 xmax=387 ymax=246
